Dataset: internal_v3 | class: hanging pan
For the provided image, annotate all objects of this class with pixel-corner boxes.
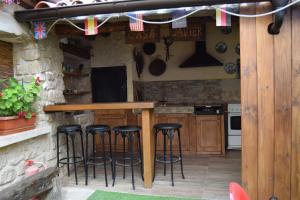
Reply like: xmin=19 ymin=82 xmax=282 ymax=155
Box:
xmin=149 ymin=58 xmax=166 ymax=76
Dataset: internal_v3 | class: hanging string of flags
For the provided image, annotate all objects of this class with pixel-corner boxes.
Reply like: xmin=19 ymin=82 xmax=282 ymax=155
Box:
xmin=12 ymin=0 xmax=297 ymax=40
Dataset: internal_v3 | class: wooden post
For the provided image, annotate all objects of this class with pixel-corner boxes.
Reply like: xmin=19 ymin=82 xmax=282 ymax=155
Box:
xmin=141 ymin=109 xmax=154 ymax=188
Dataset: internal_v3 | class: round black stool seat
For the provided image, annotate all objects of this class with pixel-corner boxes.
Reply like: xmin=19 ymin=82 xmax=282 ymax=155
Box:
xmin=154 ymin=123 xmax=182 ymax=130
xmin=86 ymin=125 xmax=110 ymax=133
xmin=113 ymin=125 xmax=141 ymax=133
xmin=57 ymin=124 xmax=81 ymax=133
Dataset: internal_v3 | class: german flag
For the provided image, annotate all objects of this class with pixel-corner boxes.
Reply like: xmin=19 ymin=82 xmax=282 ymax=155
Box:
xmin=216 ymin=6 xmax=231 ymax=27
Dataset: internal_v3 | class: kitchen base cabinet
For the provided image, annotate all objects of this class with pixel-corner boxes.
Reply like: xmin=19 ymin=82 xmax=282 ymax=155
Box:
xmin=94 ymin=110 xmax=225 ymax=155
xmin=195 ymin=115 xmax=225 ymax=155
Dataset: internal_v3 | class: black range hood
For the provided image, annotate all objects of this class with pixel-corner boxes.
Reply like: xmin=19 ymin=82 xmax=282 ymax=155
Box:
xmin=179 ymin=41 xmax=222 ymax=68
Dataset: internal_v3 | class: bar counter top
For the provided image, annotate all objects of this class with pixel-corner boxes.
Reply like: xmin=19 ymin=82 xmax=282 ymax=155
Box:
xmin=43 ymin=102 xmax=156 ymax=112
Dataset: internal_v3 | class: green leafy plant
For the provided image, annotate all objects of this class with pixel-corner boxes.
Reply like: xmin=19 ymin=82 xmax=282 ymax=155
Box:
xmin=0 ymin=77 xmax=42 ymax=119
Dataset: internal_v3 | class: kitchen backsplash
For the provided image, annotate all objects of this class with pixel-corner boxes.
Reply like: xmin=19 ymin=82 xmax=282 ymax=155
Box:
xmin=134 ymin=79 xmax=240 ymax=104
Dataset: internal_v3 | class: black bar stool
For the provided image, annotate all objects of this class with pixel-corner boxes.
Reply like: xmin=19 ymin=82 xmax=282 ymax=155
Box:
xmin=56 ymin=124 xmax=85 ymax=185
xmin=112 ymin=125 xmax=143 ymax=190
xmin=153 ymin=123 xmax=185 ymax=186
xmin=85 ymin=125 xmax=113 ymax=187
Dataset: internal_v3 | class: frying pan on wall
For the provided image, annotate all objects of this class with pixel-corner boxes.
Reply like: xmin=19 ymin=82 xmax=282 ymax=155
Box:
xmin=149 ymin=58 xmax=166 ymax=76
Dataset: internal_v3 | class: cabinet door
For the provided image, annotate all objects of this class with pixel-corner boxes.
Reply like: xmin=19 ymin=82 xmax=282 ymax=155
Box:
xmin=154 ymin=114 xmax=190 ymax=152
xmin=196 ymin=116 xmax=222 ymax=154
xmin=94 ymin=113 xmax=127 ymax=152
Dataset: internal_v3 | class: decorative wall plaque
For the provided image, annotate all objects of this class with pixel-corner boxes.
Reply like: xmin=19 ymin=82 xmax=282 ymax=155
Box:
xmin=170 ymin=24 xmax=205 ymax=41
xmin=125 ymin=26 xmax=160 ymax=44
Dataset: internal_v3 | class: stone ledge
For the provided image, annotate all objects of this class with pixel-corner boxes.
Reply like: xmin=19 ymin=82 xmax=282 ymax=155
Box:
xmin=0 ymin=125 xmax=51 ymax=148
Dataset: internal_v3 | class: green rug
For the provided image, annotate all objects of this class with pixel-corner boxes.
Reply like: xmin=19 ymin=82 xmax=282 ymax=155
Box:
xmin=87 ymin=190 xmax=198 ymax=200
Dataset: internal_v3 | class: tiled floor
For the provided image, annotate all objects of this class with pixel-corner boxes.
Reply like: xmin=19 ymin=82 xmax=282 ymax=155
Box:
xmin=61 ymin=150 xmax=241 ymax=200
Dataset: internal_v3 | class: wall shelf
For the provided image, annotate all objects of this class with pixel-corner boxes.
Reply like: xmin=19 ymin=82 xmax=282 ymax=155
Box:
xmin=64 ymin=91 xmax=91 ymax=96
xmin=63 ymin=71 xmax=89 ymax=77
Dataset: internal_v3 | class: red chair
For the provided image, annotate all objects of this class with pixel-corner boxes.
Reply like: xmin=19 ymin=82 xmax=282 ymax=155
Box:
xmin=229 ymin=182 xmax=250 ymax=200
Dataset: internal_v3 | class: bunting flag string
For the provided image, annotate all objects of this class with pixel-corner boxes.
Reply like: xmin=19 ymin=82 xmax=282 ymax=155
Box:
xmin=172 ymin=10 xmax=187 ymax=29
xmin=84 ymin=16 xmax=98 ymax=35
xmin=33 ymin=21 xmax=47 ymax=40
xmin=129 ymin=13 xmax=144 ymax=32
xmin=216 ymin=5 xmax=231 ymax=27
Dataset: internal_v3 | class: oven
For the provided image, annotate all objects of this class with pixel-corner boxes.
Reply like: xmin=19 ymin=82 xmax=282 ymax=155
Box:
xmin=227 ymin=104 xmax=241 ymax=149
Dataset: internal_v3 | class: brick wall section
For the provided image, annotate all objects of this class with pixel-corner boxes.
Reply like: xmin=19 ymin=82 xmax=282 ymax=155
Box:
xmin=0 ymin=41 xmax=13 ymax=90
xmin=136 ymin=79 xmax=241 ymax=104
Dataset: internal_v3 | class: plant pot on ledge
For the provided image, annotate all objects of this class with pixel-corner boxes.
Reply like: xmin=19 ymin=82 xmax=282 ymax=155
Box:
xmin=0 ymin=114 xmax=36 ymax=135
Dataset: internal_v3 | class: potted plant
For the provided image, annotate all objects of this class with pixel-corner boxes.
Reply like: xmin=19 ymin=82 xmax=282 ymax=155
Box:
xmin=0 ymin=77 xmax=42 ymax=135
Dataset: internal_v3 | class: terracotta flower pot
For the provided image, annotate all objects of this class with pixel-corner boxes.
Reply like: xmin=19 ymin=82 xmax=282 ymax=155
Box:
xmin=0 ymin=114 xmax=36 ymax=135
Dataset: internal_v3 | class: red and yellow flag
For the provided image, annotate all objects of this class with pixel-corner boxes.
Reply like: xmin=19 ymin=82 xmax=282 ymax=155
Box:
xmin=85 ymin=16 xmax=98 ymax=35
xmin=216 ymin=6 xmax=231 ymax=27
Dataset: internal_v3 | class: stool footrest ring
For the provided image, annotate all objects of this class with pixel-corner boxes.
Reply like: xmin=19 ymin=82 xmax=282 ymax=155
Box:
xmin=155 ymin=155 xmax=182 ymax=164
xmin=59 ymin=157 xmax=84 ymax=164
xmin=86 ymin=156 xmax=112 ymax=166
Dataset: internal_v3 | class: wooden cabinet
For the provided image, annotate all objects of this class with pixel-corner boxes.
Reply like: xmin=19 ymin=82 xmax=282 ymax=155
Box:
xmin=154 ymin=114 xmax=190 ymax=153
xmin=195 ymin=115 xmax=225 ymax=155
xmin=93 ymin=110 xmax=224 ymax=155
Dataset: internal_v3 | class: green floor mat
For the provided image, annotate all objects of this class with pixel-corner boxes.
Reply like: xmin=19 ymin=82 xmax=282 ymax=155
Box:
xmin=88 ymin=190 xmax=199 ymax=200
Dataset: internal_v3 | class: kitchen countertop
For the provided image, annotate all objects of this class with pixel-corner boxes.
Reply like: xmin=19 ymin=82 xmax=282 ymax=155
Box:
xmin=154 ymin=106 xmax=194 ymax=114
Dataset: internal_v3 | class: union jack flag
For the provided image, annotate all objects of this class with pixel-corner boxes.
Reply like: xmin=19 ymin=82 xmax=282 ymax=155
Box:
xmin=129 ymin=14 xmax=144 ymax=32
xmin=33 ymin=21 xmax=47 ymax=40
xmin=3 ymin=0 xmax=14 ymax=5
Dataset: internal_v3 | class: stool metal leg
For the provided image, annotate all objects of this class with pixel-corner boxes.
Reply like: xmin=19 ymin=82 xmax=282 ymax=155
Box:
xmin=71 ymin=135 xmax=78 ymax=185
xmin=153 ymin=129 xmax=157 ymax=182
xmin=80 ymin=130 xmax=85 ymax=161
xmin=122 ymin=135 xmax=126 ymax=179
xmin=93 ymin=134 xmax=96 ymax=179
xmin=129 ymin=133 xmax=135 ymax=190
xmin=66 ymin=133 xmax=70 ymax=177
xmin=170 ymin=130 xmax=174 ymax=187
xmin=85 ymin=132 xmax=89 ymax=185
xmin=163 ymin=130 xmax=167 ymax=176
xmin=137 ymin=132 xmax=144 ymax=181
xmin=102 ymin=135 xmax=108 ymax=187
xmin=108 ymin=131 xmax=114 ymax=177
xmin=177 ymin=128 xmax=185 ymax=179
xmin=56 ymin=131 xmax=59 ymax=168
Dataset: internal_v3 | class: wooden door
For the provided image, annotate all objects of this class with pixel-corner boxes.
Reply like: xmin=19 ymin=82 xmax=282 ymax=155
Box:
xmin=240 ymin=4 xmax=300 ymax=200
xmin=196 ymin=116 xmax=222 ymax=154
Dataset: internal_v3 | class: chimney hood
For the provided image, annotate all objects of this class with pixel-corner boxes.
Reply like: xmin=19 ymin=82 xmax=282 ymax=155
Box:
xmin=179 ymin=41 xmax=222 ymax=68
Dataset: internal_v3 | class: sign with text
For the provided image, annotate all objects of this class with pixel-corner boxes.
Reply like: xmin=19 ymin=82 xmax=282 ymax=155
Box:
xmin=170 ymin=24 xmax=205 ymax=41
xmin=125 ymin=26 xmax=160 ymax=43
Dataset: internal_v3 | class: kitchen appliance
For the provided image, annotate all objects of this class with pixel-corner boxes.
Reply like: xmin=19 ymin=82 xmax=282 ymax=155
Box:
xmin=194 ymin=105 xmax=223 ymax=115
xmin=227 ymin=104 xmax=241 ymax=149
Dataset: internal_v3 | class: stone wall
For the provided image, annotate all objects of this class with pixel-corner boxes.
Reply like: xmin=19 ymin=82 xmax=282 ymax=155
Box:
xmin=0 ymin=31 xmax=71 ymax=190
xmin=137 ymin=79 xmax=240 ymax=104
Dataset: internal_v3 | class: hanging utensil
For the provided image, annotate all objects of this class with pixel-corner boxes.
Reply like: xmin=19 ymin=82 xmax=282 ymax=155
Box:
xmin=163 ymin=37 xmax=173 ymax=62
xmin=133 ymin=47 xmax=144 ymax=78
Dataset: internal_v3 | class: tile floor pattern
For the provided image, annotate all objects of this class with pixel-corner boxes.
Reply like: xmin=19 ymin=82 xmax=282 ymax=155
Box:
xmin=61 ymin=150 xmax=241 ymax=200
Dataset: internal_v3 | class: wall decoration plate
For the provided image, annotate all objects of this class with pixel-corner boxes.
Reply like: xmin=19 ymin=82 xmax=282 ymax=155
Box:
xmin=215 ymin=41 xmax=228 ymax=53
xmin=224 ymin=63 xmax=237 ymax=74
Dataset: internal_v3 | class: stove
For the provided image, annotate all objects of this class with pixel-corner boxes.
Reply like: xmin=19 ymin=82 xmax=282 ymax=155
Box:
xmin=194 ymin=105 xmax=224 ymax=115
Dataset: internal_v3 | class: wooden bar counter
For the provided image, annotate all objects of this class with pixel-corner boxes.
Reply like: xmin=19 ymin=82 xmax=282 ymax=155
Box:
xmin=44 ymin=102 xmax=155 ymax=188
